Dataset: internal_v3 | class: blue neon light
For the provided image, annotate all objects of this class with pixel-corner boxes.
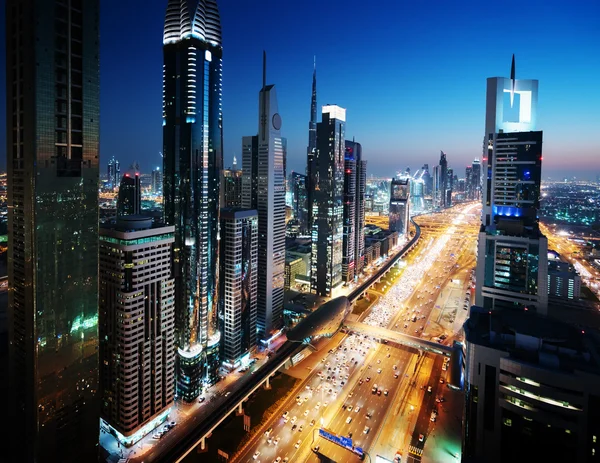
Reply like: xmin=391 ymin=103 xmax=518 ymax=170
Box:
xmin=493 ymin=205 xmax=522 ymax=218
xmin=319 ymin=428 xmax=363 ymax=457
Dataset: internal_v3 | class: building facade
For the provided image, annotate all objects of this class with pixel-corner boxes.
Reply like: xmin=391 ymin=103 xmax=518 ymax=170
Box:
xmin=219 ymin=209 xmax=258 ymax=369
xmin=6 ymin=0 xmax=101 ymax=460
xmin=223 ymin=168 xmax=243 ymax=208
xmin=162 ymin=0 xmax=223 ymax=401
xmin=241 ymin=54 xmax=286 ymax=338
xmin=306 ymin=60 xmax=318 ymax=235
xmin=151 ymin=167 xmax=162 ymax=194
xmin=291 ymin=172 xmax=308 ymax=235
xmin=548 ymin=258 xmax=581 ymax=300
xmin=108 ymin=156 xmax=121 ymax=190
xmin=117 ymin=173 xmax=141 ymax=217
xmin=99 ymin=217 xmax=175 ymax=445
xmin=389 ymin=177 xmax=411 ymax=237
xmin=342 ymin=148 xmax=357 ymax=283
xmin=311 ymin=106 xmax=346 ymax=297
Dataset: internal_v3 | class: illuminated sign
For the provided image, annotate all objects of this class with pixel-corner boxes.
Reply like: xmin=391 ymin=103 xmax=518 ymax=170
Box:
xmin=319 ymin=428 xmax=364 ymax=457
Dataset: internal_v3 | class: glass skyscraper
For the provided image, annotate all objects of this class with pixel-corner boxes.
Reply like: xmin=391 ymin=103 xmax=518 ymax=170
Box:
xmin=162 ymin=0 xmax=223 ymax=401
xmin=6 ymin=0 xmax=100 ymax=461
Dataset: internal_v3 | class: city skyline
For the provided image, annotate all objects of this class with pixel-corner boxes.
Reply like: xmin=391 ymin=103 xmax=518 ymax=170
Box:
xmin=1 ymin=0 xmax=599 ymax=179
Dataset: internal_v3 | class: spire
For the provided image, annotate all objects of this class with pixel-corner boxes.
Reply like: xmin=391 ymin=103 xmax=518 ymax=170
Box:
xmin=510 ymin=54 xmax=516 ymax=108
xmin=261 ymin=51 xmax=267 ymax=141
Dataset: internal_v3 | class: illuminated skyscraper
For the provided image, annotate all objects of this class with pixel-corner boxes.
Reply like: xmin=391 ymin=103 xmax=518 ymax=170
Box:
xmin=162 ymin=0 xmax=223 ymax=401
xmin=223 ymin=168 xmax=243 ymax=208
xmin=342 ymin=147 xmax=356 ymax=283
xmin=476 ymin=55 xmax=547 ymax=314
xmin=311 ymin=106 xmax=346 ymax=297
xmin=151 ymin=166 xmax=162 ymax=194
xmin=6 ymin=0 xmax=100 ymax=460
xmin=471 ymin=159 xmax=482 ymax=200
xmin=439 ymin=151 xmax=448 ymax=207
xmin=242 ymin=53 xmax=286 ymax=338
xmin=389 ymin=177 xmax=410 ymax=237
xmin=291 ymin=172 xmax=308 ymax=235
xmin=108 ymin=156 xmax=120 ymax=190
xmin=345 ymin=140 xmax=367 ymax=277
xmin=306 ymin=60 xmax=318 ymax=237
xmin=117 ymin=173 xmax=141 ymax=217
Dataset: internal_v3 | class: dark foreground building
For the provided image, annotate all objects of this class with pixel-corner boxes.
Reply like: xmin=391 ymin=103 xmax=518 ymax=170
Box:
xmin=6 ymin=0 xmax=101 ymax=461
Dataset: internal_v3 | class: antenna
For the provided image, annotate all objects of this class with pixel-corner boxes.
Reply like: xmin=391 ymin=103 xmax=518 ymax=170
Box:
xmin=262 ymin=50 xmax=266 ymax=92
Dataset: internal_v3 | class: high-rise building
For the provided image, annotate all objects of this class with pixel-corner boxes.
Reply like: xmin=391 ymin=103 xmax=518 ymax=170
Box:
xmin=162 ymin=0 xmax=223 ymax=401
xmin=476 ymin=56 xmax=547 ymax=314
xmin=389 ymin=177 xmax=410 ymax=237
xmin=342 ymin=147 xmax=356 ymax=284
xmin=151 ymin=166 xmax=162 ymax=194
xmin=117 ymin=173 xmax=141 ymax=217
xmin=6 ymin=0 xmax=101 ymax=460
xmin=472 ymin=158 xmax=482 ymax=200
xmin=219 ymin=209 xmax=258 ymax=369
xmin=465 ymin=165 xmax=474 ymax=199
xmin=447 ymin=167 xmax=454 ymax=207
xmin=290 ymin=172 xmax=308 ymax=235
xmin=99 ymin=216 xmax=175 ymax=446
xmin=345 ymin=140 xmax=367 ymax=277
xmin=223 ymin=168 xmax=243 ymax=208
xmin=108 ymin=156 xmax=120 ymax=190
xmin=311 ymin=106 xmax=346 ymax=297
xmin=306 ymin=60 xmax=318 ymax=238
xmin=432 ymin=164 xmax=442 ymax=209
xmin=241 ymin=53 xmax=286 ymax=339
xmin=439 ymin=151 xmax=448 ymax=208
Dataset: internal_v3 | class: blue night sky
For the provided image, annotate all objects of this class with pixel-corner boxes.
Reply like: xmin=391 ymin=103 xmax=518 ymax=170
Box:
xmin=1 ymin=0 xmax=599 ymax=179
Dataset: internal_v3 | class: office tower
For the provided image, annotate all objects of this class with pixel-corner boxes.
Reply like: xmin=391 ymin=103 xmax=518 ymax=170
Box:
xmin=465 ymin=165 xmax=474 ymax=199
xmin=306 ymin=60 xmax=318 ymax=236
xmin=108 ymin=156 xmax=120 ymax=190
xmin=151 ymin=166 xmax=162 ymax=194
xmin=432 ymin=165 xmax=442 ymax=208
xmin=463 ymin=306 xmax=600 ymax=463
xmin=311 ymin=105 xmax=346 ymax=297
xmin=117 ymin=173 xmax=141 ymax=217
xmin=219 ymin=209 xmax=258 ymax=369
xmin=421 ymin=163 xmax=432 ymax=197
xmin=472 ymin=158 xmax=482 ymax=200
xmin=291 ymin=172 xmax=308 ymax=234
xmin=439 ymin=151 xmax=448 ymax=207
xmin=162 ymin=0 xmax=223 ymax=401
xmin=389 ymin=177 xmax=410 ymax=237
xmin=475 ymin=56 xmax=547 ymax=314
xmin=547 ymin=257 xmax=581 ymax=300
xmin=447 ymin=167 xmax=454 ymax=207
xmin=410 ymin=174 xmax=425 ymax=213
xmin=232 ymin=155 xmax=238 ymax=171
xmin=6 ymin=0 xmax=100 ymax=461
xmin=342 ymin=147 xmax=356 ymax=283
xmin=223 ymin=168 xmax=243 ymax=208
xmin=99 ymin=216 xmax=175 ymax=445
xmin=346 ymin=141 xmax=367 ymax=276
xmin=241 ymin=53 xmax=286 ymax=338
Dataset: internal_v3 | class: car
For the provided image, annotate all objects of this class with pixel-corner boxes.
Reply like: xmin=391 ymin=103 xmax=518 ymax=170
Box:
xmin=394 ymin=373 xmax=399 ymax=379
xmin=274 ymin=457 xmax=282 ymax=463
xmin=377 ymin=389 xmax=382 ymax=396
xmin=253 ymin=451 xmax=261 ymax=460
xmin=274 ymin=437 xmax=280 ymax=445
xmin=291 ymin=416 xmax=297 ymax=424
xmin=359 ymin=379 xmax=363 ymax=385
xmin=440 ymin=378 xmax=445 ymax=384
xmin=393 ymin=365 xmax=397 ymax=370
xmin=265 ymin=427 xmax=273 ymax=437
xmin=377 ymin=368 xmax=382 ymax=374
xmin=315 ymin=402 xmax=321 ymax=409
xmin=298 ymin=425 xmax=304 ymax=432
xmin=304 ymin=396 xmax=309 ymax=402
xmin=310 ymin=419 xmax=315 ymax=426
xmin=442 ymin=364 xmax=448 ymax=371
xmin=363 ymin=426 xmax=370 ymax=434
xmin=348 ymin=431 xmax=353 ymax=438
xmin=365 ymin=412 xmax=372 ymax=419
xmin=282 ymin=411 xmax=289 ymax=419
xmin=323 ymin=402 xmax=328 ymax=407
xmin=377 ymin=359 xmax=381 ymax=364
xmin=355 ymin=406 xmax=361 ymax=413
xmin=427 ymin=386 xmax=432 ymax=393
xmin=291 ymin=424 xmax=297 ymax=431
xmin=151 ymin=434 xmax=161 ymax=440
xmin=347 ymin=405 xmax=353 ymax=412
xmin=430 ymin=412 xmax=437 ymax=422
xmin=295 ymin=439 xmax=302 ymax=449
xmin=267 ymin=437 xmax=273 ymax=444
xmin=346 ymin=416 xmax=352 ymax=424
xmin=384 ymin=389 xmax=389 ymax=396
xmin=303 ymin=409 xmax=309 ymax=416
xmin=366 ymin=377 xmax=371 ymax=382
xmin=419 ymin=434 xmax=425 ymax=442
xmin=312 ymin=445 xmax=320 ymax=453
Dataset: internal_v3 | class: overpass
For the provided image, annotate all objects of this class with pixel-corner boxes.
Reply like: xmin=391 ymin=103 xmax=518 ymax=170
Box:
xmin=154 ymin=220 xmax=423 ymax=462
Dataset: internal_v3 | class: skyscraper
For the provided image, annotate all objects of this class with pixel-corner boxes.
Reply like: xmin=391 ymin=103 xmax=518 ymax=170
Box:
xmin=306 ymin=60 xmax=318 ymax=237
xmin=311 ymin=106 xmax=346 ymax=297
xmin=345 ymin=140 xmax=367 ymax=277
xmin=475 ymin=56 xmax=547 ymax=314
xmin=219 ymin=209 xmax=258 ymax=369
xmin=6 ymin=0 xmax=100 ymax=460
xmin=99 ymin=216 xmax=175 ymax=446
xmin=241 ymin=53 xmax=286 ymax=338
xmin=291 ymin=172 xmax=308 ymax=235
xmin=162 ymin=0 xmax=223 ymax=401
xmin=439 ymin=151 xmax=448 ymax=208
xmin=223 ymin=168 xmax=243 ymax=208
xmin=108 ymin=156 xmax=120 ymax=190
xmin=446 ymin=167 xmax=454 ymax=207
xmin=465 ymin=165 xmax=474 ymax=199
xmin=151 ymin=166 xmax=162 ymax=194
xmin=117 ymin=173 xmax=141 ymax=217
xmin=471 ymin=158 xmax=482 ymax=200
xmin=389 ymin=177 xmax=411 ymax=237
xmin=342 ymin=147 xmax=356 ymax=283
xmin=432 ymin=164 xmax=442 ymax=209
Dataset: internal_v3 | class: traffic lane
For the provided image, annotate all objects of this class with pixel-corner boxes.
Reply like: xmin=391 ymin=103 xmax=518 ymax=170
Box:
xmin=411 ymin=355 xmax=445 ymax=451
xmin=237 ymin=334 xmax=374 ymax=462
xmin=306 ymin=346 xmax=413 ymax=462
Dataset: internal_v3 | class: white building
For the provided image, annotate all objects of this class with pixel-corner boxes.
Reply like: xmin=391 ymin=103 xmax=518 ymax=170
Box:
xmin=99 ymin=216 xmax=175 ymax=445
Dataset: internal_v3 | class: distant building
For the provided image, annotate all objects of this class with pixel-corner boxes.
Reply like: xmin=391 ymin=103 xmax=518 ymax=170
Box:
xmin=151 ymin=167 xmax=162 ymax=194
xmin=117 ymin=173 xmax=141 ymax=217
xmin=241 ymin=53 xmax=286 ymax=338
xmin=389 ymin=177 xmax=410 ymax=237
xmin=471 ymin=159 xmax=482 ymax=200
xmin=99 ymin=216 xmax=175 ymax=446
xmin=345 ymin=140 xmax=367 ymax=276
xmin=439 ymin=151 xmax=448 ymax=208
xmin=311 ymin=106 xmax=345 ymax=297
xmin=463 ymin=306 xmax=600 ymax=463
xmin=219 ymin=209 xmax=258 ymax=369
xmin=432 ymin=165 xmax=442 ymax=209
xmin=547 ymin=257 xmax=581 ymax=300
xmin=223 ymin=168 xmax=243 ymax=208
xmin=108 ymin=156 xmax=121 ymax=190
xmin=290 ymin=172 xmax=308 ymax=235
xmin=446 ymin=167 xmax=454 ymax=207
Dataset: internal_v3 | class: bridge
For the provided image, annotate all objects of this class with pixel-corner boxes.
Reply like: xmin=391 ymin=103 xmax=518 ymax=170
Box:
xmin=156 ymin=220 xmax=428 ymax=462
